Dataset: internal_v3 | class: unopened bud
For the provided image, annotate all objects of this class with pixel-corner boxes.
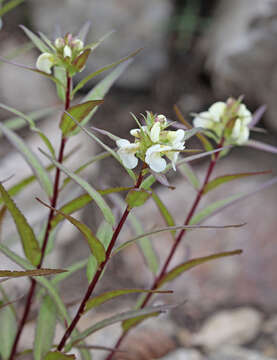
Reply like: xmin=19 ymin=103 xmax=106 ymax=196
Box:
xmin=54 ymin=37 xmax=65 ymax=49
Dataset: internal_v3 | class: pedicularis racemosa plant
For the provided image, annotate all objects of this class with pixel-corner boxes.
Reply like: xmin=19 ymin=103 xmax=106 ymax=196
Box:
xmin=0 ymin=23 xmax=276 ymax=360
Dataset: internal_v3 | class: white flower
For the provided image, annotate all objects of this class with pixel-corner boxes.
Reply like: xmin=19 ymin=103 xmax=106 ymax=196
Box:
xmin=145 ymin=144 xmax=172 ymax=172
xmin=166 ymin=129 xmax=185 ymax=170
xmin=116 ymin=139 xmax=140 ymax=169
xmin=231 ymin=119 xmax=250 ymax=145
xmin=130 ymin=126 xmax=147 ymax=138
xmin=36 ymin=53 xmax=55 ymax=74
xmin=63 ymin=45 xmax=72 ymax=58
xmin=150 ymin=122 xmax=161 ymax=142
xmin=193 ymin=102 xmax=226 ymax=129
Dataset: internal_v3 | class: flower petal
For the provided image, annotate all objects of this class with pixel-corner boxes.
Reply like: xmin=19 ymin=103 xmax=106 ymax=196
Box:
xmin=36 ymin=53 xmax=55 ymax=74
xmin=209 ymin=102 xmax=226 ymax=122
xmin=118 ymin=149 xmax=138 ymax=169
xmin=116 ymin=139 xmax=131 ymax=148
xmin=150 ymin=122 xmax=161 ymax=142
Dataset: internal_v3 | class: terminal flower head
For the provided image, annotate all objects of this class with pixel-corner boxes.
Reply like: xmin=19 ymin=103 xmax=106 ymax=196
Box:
xmin=193 ymin=98 xmax=252 ymax=145
xmin=116 ymin=112 xmax=186 ymax=172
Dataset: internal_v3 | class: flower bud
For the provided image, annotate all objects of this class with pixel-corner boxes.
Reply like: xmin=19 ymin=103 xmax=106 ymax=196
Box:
xmin=54 ymin=37 xmax=65 ymax=49
xmin=63 ymin=45 xmax=72 ymax=58
xmin=71 ymin=38 xmax=84 ymax=51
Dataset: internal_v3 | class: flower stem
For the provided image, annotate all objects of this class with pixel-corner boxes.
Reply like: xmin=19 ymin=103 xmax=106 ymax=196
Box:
xmin=8 ymin=76 xmax=72 ymax=360
xmin=105 ymin=139 xmax=224 ymax=360
xmin=57 ymin=166 xmax=146 ymax=351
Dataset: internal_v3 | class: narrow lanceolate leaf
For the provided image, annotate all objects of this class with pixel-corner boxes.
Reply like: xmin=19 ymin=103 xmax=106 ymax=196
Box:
xmin=152 ymin=191 xmax=175 ymax=239
xmin=54 ymin=67 xmax=67 ymax=102
xmin=20 ymin=25 xmax=50 ymax=53
xmin=60 ymin=100 xmax=103 ymax=136
xmin=125 ymin=189 xmax=151 ymax=209
xmin=203 ymin=170 xmax=272 ymax=195
xmin=65 ymin=303 xmax=178 ymax=351
xmin=128 ymin=212 xmax=159 ymax=275
xmin=0 ymin=56 xmax=65 ymax=89
xmin=157 ymin=250 xmax=242 ymax=288
xmin=0 ymin=269 xmax=66 ymax=278
xmin=34 ymin=296 xmax=57 ymax=360
xmin=84 ymin=288 xmax=173 ymax=313
xmin=0 ymin=123 xmax=53 ymax=197
xmin=40 ymin=149 xmax=115 ymax=226
xmin=122 ymin=313 xmax=159 ymax=332
xmin=246 ymin=139 xmax=277 ymax=154
xmin=0 ymin=103 xmax=55 ymax=157
xmin=84 ymin=30 xmax=115 ymax=51
xmin=0 ymin=299 xmax=17 ymax=360
xmin=73 ymin=49 xmax=91 ymax=72
xmin=113 ymin=224 xmax=244 ymax=255
xmin=178 ymin=163 xmax=200 ymax=190
xmin=0 ymin=0 xmax=24 ymax=17
xmin=0 ymin=183 xmax=41 ymax=266
xmin=249 ymin=105 xmax=267 ymax=128
xmin=44 ymin=352 xmax=75 ymax=360
xmin=37 ymin=199 xmax=106 ymax=265
xmin=67 ymin=114 xmax=136 ymax=181
xmin=72 ymin=48 xmax=141 ymax=95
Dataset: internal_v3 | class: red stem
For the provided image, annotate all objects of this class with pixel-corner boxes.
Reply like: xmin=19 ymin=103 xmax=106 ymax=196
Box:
xmin=105 ymin=139 xmax=224 ymax=360
xmin=8 ymin=76 xmax=72 ymax=360
xmin=57 ymin=166 xmax=146 ymax=351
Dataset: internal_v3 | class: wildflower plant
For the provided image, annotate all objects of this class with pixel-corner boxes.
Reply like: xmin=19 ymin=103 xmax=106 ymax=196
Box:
xmin=0 ymin=18 xmax=276 ymax=360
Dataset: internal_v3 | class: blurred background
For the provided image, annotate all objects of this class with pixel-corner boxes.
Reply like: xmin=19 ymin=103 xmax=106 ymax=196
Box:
xmin=1 ymin=1 xmax=277 ymax=359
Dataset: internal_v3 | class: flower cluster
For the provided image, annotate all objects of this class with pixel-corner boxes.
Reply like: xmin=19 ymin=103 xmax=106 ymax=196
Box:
xmin=193 ymin=99 xmax=252 ymax=145
xmin=36 ymin=33 xmax=87 ymax=75
xmin=116 ymin=113 xmax=185 ymax=172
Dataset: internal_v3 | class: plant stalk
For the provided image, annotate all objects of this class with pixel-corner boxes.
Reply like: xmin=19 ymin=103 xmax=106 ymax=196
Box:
xmin=57 ymin=166 xmax=146 ymax=351
xmin=105 ymin=139 xmax=224 ymax=360
xmin=8 ymin=76 xmax=72 ymax=360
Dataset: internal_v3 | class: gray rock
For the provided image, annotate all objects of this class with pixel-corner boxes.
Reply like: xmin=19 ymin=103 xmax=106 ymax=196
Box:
xmin=28 ymin=0 xmax=173 ymax=89
xmin=208 ymin=345 xmax=276 ymax=360
xmin=192 ymin=308 xmax=263 ymax=350
xmin=160 ymin=348 xmax=204 ymax=360
xmin=204 ymin=0 xmax=277 ymax=131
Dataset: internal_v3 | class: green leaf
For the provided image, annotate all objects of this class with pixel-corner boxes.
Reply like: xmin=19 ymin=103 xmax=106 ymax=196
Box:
xmin=122 ymin=313 xmax=159 ymax=332
xmin=0 ymin=56 xmax=66 ymax=89
xmin=34 ymin=296 xmax=57 ymax=360
xmin=72 ymin=49 xmax=91 ymax=72
xmin=60 ymin=151 xmax=110 ymax=191
xmin=0 ymin=183 xmax=41 ymax=266
xmin=0 ymin=123 xmax=53 ymax=197
xmin=0 ymin=269 xmax=66 ymax=277
xmin=125 ymin=189 xmax=151 ymax=209
xmin=152 ymin=191 xmax=175 ymax=239
xmin=113 ymin=224 xmax=243 ymax=255
xmin=203 ymin=170 xmax=272 ymax=195
xmin=38 ymin=199 xmax=106 ymax=265
xmin=65 ymin=303 xmax=177 ymax=351
xmin=44 ymin=352 xmax=75 ymax=360
xmin=20 ymin=25 xmax=50 ymax=53
xmin=0 ymin=102 xmax=56 ymax=157
xmin=0 ymin=0 xmax=24 ymax=17
xmin=189 ymin=194 xmax=244 ymax=225
xmin=54 ymin=67 xmax=67 ymax=102
xmin=40 ymin=149 xmax=115 ymax=226
xmin=84 ymin=288 xmax=172 ymax=312
xmin=67 ymin=116 xmax=136 ymax=181
xmin=72 ymin=49 xmax=141 ymax=95
xmin=51 ymin=259 xmax=87 ymax=286
xmin=178 ymin=163 xmax=200 ymax=190
xmin=0 ymin=106 xmax=59 ymax=135
xmin=86 ymin=221 xmax=113 ymax=283
xmin=60 ymin=100 xmax=103 ymax=136
xmin=0 ymin=299 xmax=17 ymax=359
xmin=84 ymin=30 xmax=115 ymax=52
xmin=157 ymin=250 xmax=242 ymax=288
xmin=127 ymin=212 xmax=159 ymax=274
